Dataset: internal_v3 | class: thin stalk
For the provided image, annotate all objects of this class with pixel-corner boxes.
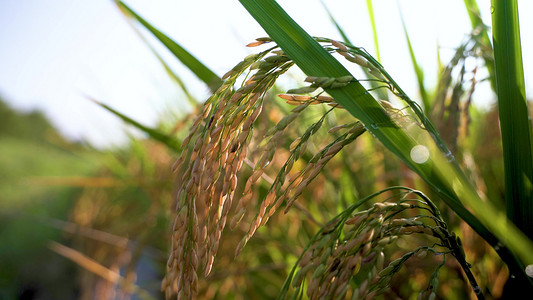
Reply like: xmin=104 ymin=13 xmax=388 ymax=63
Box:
xmin=398 ymin=6 xmax=430 ymax=111
xmin=115 ymin=0 xmax=223 ymax=92
xmin=319 ymin=1 xmax=388 ymax=100
xmin=319 ymin=0 xmax=351 ymax=44
xmin=119 ymin=20 xmax=198 ymax=106
xmin=88 ymin=97 xmax=181 ymax=151
xmin=463 ymin=0 xmax=496 ymax=91
xmin=365 ymin=0 xmax=381 ymax=62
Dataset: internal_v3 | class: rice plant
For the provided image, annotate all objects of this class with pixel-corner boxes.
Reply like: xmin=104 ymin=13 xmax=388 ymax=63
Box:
xmin=158 ymin=0 xmax=533 ymax=299
xmin=30 ymin=1 xmax=532 ymax=299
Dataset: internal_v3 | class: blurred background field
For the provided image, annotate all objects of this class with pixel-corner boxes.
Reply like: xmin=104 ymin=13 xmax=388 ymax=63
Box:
xmin=1 ymin=0 xmax=532 ymax=299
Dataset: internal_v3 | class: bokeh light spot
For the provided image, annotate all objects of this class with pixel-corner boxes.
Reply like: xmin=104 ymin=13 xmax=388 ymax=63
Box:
xmin=526 ymin=265 xmax=533 ymax=278
xmin=410 ymin=145 xmax=430 ymax=164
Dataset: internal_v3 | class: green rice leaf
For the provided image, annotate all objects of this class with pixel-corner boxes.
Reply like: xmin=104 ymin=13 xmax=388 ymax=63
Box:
xmin=319 ymin=0 xmax=352 ymax=45
xmin=320 ymin=0 xmax=388 ymax=100
xmin=114 ymin=13 xmax=197 ymax=106
xmin=398 ymin=7 xmax=430 ymax=112
xmin=89 ymin=97 xmax=180 ymax=151
xmin=366 ymin=0 xmax=381 ymax=62
xmin=491 ymin=0 xmax=533 ymax=279
xmin=463 ymin=0 xmax=496 ymax=91
xmin=115 ymin=1 xmax=223 ymax=92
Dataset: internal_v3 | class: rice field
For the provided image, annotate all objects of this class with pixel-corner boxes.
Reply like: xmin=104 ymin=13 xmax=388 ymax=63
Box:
xmin=2 ymin=0 xmax=532 ymax=299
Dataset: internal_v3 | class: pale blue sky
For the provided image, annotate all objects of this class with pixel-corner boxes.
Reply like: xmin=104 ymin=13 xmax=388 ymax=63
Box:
xmin=0 ymin=0 xmax=531 ymax=148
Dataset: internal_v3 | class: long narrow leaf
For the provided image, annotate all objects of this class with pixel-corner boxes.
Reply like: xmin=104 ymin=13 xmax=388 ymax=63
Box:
xmin=319 ymin=0 xmax=352 ymax=44
xmin=319 ymin=0 xmax=387 ymax=100
xmin=115 ymin=14 xmax=198 ymax=106
xmin=115 ymin=1 xmax=223 ymax=92
xmin=89 ymin=97 xmax=180 ymax=151
xmin=365 ymin=0 xmax=381 ymax=62
xmin=239 ymin=0 xmax=533 ymax=282
xmin=398 ymin=7 xmax=430 ymax=111
xmin=463 ymin=0 xmax=496 ymax=91
xmin=491 ymin=0 xmax=533 ymax=284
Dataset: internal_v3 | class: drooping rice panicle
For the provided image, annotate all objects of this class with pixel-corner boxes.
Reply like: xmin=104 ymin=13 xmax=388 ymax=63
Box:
xmin=278 ymin=187 xmax=478 ymax=300
xmin=163 ymin=45 xmax=297 ymax=298
xmin=164 ymin=37 xmax=480 ymax=299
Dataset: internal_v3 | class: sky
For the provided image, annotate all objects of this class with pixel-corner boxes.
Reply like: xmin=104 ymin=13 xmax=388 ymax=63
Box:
xmin=0 ymin=0 xmax=532 ymax=148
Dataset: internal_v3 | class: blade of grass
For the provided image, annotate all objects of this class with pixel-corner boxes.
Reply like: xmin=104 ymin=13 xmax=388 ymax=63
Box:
xmin=463 ymin=0 xmax=496 ymax=91
xmin=155 ymin=52 xmax=198 ymax=106
xmin=319 ymin=0 xmax=387 ymax=100
xmin=437 ymin=43 xmax=444 ymax=73
xmin=115 ymin=10 xmax=198 ymax=106
xmin=365 ymin=0 xmax=381 ymax=62
xmin=319 ymin=0 xmax=352 ymax=45
xmin=398 ymin=6 xmax=430 ymax=112
xmin=88 ymin=97 xmax=180 ymax=151
xmin=239 ymin=0 xmax=533 ymax=284
xmin=492 ymin=0 xmax=533 ymax=265
xmin=116 ymin=13 xmax=198 ymax=106
xmin=115 ymin=0 xmax=223 ymax=92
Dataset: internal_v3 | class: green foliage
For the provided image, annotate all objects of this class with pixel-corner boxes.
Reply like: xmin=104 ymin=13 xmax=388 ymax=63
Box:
xmin=399 ymin=10 xmax=430 ymax=111
xmin=491 ymin=0 xmax=533 ymax=292
xmin=492 ymin=0 xmax=533 ymax=238
xmin=365 ymin=0 xmax=381 ymax=62
xmin=5 ymin=0 xmax=533 ymax=299
xmin=90 ymin=97 xmax=181 ymax=152
xmin=0 ymin=99 xmax=101 ymax=298
xmin=0 ymin=100 xmax=98 ymax=206
xmin=115 ymin=0 xmax=223 ymax=92
xmin=0 ymin=100 xmax=62 ymax=143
